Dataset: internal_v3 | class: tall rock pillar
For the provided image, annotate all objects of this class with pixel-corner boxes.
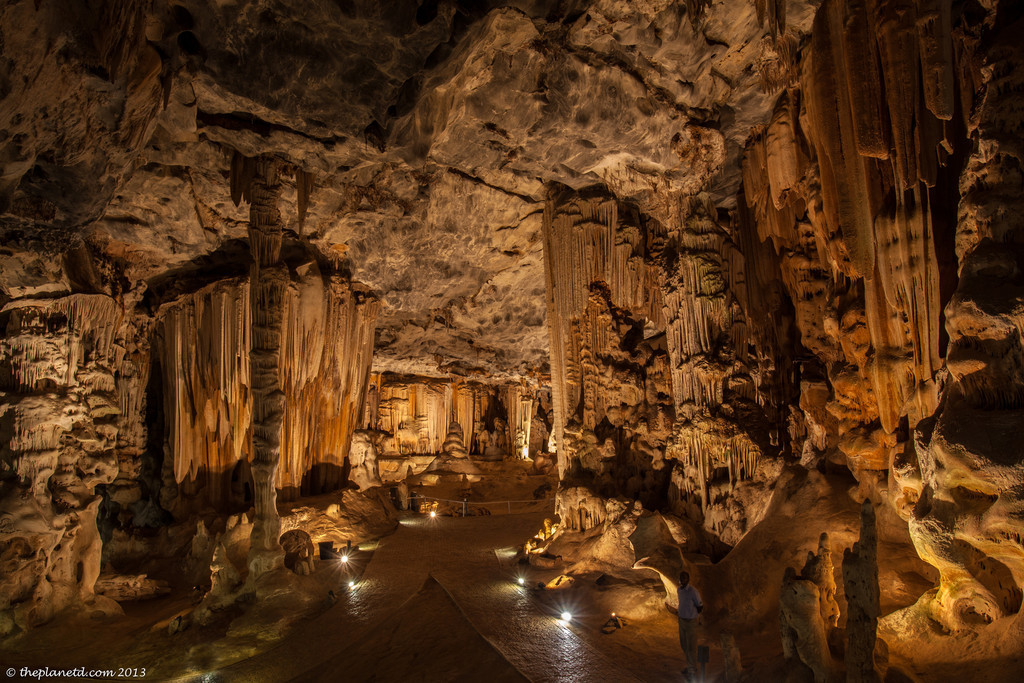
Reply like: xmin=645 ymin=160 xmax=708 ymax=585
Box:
xmin=246 ymin=157 xmax=287 ymax=578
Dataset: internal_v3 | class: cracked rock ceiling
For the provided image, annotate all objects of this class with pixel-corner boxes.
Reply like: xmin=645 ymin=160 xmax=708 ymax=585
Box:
xmin=0 ymin=0 xmax=813 ymax=380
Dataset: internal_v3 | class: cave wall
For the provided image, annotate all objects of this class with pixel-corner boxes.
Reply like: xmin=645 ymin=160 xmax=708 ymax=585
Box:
xmin=736 ymin=0 xmax=1024 ymax=631
xmin=908 ymin=3 xmax=1024 ymax=630
xmin=0 ymin=294 xmax=141 ymax=633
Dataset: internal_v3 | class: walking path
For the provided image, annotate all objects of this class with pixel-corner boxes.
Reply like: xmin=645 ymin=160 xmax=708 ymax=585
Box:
xmin=214 ymin=510 xmax=646 ymax=682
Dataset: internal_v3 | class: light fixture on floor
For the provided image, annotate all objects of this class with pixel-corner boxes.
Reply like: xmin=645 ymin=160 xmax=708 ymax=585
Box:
xmin=349 ymin=581 xmax=355 ymax=589
xmin=430 ymin=510 xmax=436 ymax=518
xmin=517 ymin=577 xmax=525 ymax=586
xmin=560 ymin=611 xmax=572 ymax=622
xmin=341 ymin=554 xmax=348 ymax=563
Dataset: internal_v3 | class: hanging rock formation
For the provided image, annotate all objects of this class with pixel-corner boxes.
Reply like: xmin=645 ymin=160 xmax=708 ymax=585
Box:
xmin=543 ymin=184 xmax=784 ymax=549
xmin=156 ymin=259 xmax=379 ymax=510
xmin=739 ymin=0 xmax=957 ymax=486
xmin=370 ymin=373 xmax=549 ymax=466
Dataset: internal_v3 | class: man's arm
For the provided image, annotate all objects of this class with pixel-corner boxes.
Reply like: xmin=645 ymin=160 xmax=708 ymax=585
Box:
xmin=694 ymin=589 xmax=704 ymax=614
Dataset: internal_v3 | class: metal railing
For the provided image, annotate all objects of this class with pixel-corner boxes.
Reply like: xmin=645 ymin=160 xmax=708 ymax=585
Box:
xmin=412 ymin=494 xmax=555 ymax=516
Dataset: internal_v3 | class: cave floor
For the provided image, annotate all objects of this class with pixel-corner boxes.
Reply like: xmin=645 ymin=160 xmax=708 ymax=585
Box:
xmin=215 ymin=507 xmax=687 ymax=682
xmin=5 ymin=505 xmax=697 ymax=682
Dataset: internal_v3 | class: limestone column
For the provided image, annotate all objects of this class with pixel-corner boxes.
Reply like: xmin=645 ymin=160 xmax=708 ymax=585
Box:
xmin=246 ymin=157 xmax=287 ymax=578
xmin=843 ymin=500 xmax=879 ymax=682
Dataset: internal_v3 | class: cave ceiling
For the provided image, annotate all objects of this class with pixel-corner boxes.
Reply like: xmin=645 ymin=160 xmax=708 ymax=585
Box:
xmin=0 ymin=0 xmax=815 ymax=379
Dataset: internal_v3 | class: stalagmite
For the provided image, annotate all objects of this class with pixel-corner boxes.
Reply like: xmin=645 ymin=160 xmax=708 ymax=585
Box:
xmin=780 ymin=566 xmax=834 ymax=683
xmin=442 ymin=422 xmax=469 ymax=458
xmin=348 ymin=430 xmax=382 ymax=491
xmin=843 ymin=501 xmax=879 ymax=682
xmin=780 ymin=532 xmax=842 ymax=682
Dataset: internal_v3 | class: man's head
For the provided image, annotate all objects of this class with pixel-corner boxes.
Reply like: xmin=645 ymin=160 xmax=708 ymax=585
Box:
xmin=678 ymin=571 xmax=690 ymax=588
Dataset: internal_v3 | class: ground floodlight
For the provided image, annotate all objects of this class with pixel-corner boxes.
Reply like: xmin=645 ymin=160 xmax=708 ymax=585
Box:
xmin=561 ymin=611 xmax=572 ymax=622
xmin=518 ymin=577 xmax=525 ymax=585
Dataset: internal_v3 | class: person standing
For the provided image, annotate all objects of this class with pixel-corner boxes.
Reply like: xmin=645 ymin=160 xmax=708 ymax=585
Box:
xmin=677 ymin=570 xmax=703 ymax=679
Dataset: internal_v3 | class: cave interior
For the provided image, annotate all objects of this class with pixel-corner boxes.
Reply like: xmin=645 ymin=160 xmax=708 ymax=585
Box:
xmin=2 ymin=0 xmax=1024 ymax=680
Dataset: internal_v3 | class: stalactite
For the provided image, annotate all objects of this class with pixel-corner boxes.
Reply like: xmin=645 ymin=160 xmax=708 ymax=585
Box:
xmin=842 ymin=0 xmax=889 ymax=159
xmin=374 ymin=376 xmax=528 ymax=458
xmin=158 ymin=280 xmax=251 ymax=506
xmin=295 ymin=169 xmax=314 ymax=235
xmin=804 ymin=1 xmax=877 ymax=279
xmin=872 ymin=0 xmax=921 ymax=192
xmin=157 ymin=264 xmax=377 ymax=506
xmin=502 ymin=383 xmax=535 ymax=457
xmin=375 ymin=378 xmax=453 ymax=455
xmin=754 ymin=0 xmax=786 ymax=40
xmin=278 ymin=270 xmax=378 ymax=496
xmin=740 ymin=0 xmax=958 ymax=478
xmin=451 ymin=380 xmax=478 ymax=453
xmin=542 ymin=189 xmax=662 ymax=471
xmin=230 ymin=151 xmax=256 ymax=207
xmin=916 ymin=0 xmax=955 ymax=121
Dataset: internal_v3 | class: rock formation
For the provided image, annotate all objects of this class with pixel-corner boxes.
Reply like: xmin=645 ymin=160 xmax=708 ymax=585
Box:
xmin=243 ymin=156 xmax=287 ymax=581
xmin=348 ymin=430 xmax=383 ymax=491
xmin=441 ymin=422 xmax=469 ymax=458
xmin=844 ymin=501 xmax=880 ymax=682
xmin=1 ymin=0 xmax=1023 ymax=678
xmin=370 ymin=373 xmax=550 ymax=466
xmin=1 ymin=294 xmax=132 ymax=634
xmin=780 ymin=534 xmax=840 ymax=682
